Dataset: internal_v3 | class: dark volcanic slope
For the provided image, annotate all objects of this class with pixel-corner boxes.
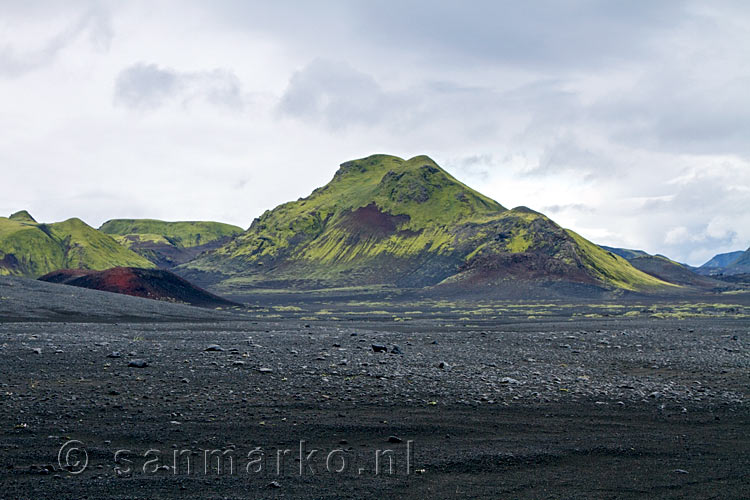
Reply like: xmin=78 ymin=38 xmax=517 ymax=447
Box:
xmin=600 ymin=245 xmax=650 ymax=260
xmin=39 ymin=267 xmax=238 ymax=308
xmin=0 ymin=276 xmax=237 ymax=322
xmin=628 ymin=255 xmax=735 ymax=291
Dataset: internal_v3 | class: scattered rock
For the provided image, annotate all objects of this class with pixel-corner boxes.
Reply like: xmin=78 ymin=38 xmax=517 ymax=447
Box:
xmin=391 ymin=345 xmax=402 ymax=354
xmin=106 ymin=352 xmax=122 ymax=358
xmin=438 ymin=361 xmax=450 ymax=370
xmin=387 ymin=435 xmax=402 ymax=443
xmin=128 ymin=359 xmax=149 ymax=368
xmin=372 ymin=344 xmax=388 ymax=353
xmin=205 ymin=344 xmax=224 ymax=352
xmin=268 ymin=480 xmax=282 ymax=489
xmin=258 ymin=367 xmax=273 ymax=373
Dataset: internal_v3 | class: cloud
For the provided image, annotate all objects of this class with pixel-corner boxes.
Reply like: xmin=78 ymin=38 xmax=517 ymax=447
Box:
xmin=114 ymin=63 xmax=245 ymax=111
xmin=277 ymin=59 xmax=579 ymax=140
xmin=0 ymin=6 xmax=112 ymax=78
xmin=278 ymin=59 xmax=394 ymax=129
xmin=207 ymin=1 xmax=688 ymax=70
xmin=354 ymin=1 xmax=687 ymax=69
xmin=542 ymin=203 xmax=594 ymax=214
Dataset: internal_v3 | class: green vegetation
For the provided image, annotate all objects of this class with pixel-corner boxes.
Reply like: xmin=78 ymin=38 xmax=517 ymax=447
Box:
xmin=183 ymin=154 xmax=678 ymax=293
xmin=99 ymin=219 xmax=243 ymax=248
xmin=566 ymin=230 xmax=674 ymax=291
xmin=0 ymin=212 xmax=154 ymax=277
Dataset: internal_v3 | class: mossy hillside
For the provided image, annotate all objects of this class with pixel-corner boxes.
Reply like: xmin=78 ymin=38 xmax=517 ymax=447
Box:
xmin=185 ymin=154 xmax=673 ymax=292
xmin=212 ymin=154 xmax=506 ymax=263
xmin=50 ymin=218 xmax=154 ymax=271
xmin=0 ymin=217 xmax=65 ymax=276
xmin=99 ymin=219 xmax=243 ymax=248
xmin=566 ymin=230 xmax=673 ymax=291
xmin=111 ymin=233 xmax=172 ymax=249
xmin=0 ymin=213 xmax=154 ymax=277
xmin=8 ymin=210 xmax=36 ymax=223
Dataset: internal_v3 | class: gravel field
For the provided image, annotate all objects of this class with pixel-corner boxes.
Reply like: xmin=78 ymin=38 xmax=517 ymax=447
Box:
xmin=0 ymin=309 xmax=748 ymax=498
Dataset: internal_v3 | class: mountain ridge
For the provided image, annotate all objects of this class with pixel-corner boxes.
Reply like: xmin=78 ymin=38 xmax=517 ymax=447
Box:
xmin=180 ymin=154 xmax=672 ymax=295
xmin=0 ymin=212 xmax=154 ymax=277
xmin=99 ymin=218 xmax=243 ymax=268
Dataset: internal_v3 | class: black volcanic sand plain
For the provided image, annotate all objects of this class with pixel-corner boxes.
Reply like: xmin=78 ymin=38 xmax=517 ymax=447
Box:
xmin=0 ymin=281 xmax=748 ymax=499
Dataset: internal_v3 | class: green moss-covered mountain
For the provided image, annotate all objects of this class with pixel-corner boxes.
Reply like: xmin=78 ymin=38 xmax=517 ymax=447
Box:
xmin=0 ymin=211 xmax=154 ymax=277
xmin=99 ymin=219 xmax=243 ymax=268
xmin=181 ymin=154 xmax=673 ymax=295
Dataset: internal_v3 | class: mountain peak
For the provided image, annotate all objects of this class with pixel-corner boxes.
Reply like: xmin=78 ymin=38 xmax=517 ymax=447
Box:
xmin=9 ymin=210 xmax=36 ymax=223
xmin=183 ymin=154 xmax=670 ymax=294
xmin=333 ymin=154 xmax=442 ymax=179
xmin=322 ymin=154 xmax=505 ymax=225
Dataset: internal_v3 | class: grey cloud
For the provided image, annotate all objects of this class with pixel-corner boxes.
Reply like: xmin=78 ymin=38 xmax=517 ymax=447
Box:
xmin=355 ymin=1 xmax=687 ymax=68
xmin=114 ymin=63 xmax=244 ymax=111
xmin=278 ymin=59 xmax=395 ymax=128
xmin=634 ymin=166 xmax=750 ymax=262
xmin=590 ymin=75 xmax=750 ymax=158
xmin=207 ymin=1 xmax=687 ymax=70
xmin=278 ymin=59 xmax=581 ymax=139
xmin=0 ymin=6 xmax=112 ymax=78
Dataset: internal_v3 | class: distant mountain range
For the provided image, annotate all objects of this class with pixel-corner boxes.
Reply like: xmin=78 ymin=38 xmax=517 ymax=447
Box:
xmin=699 ymin=251 xmax=745 ymax=270
xmin=695 ymin=248 xmax=750 ymax=276
xmin=2 ymin=154 xmax=748 ymax=299
xmin=597 ymin=248 xmax=732 ymax=290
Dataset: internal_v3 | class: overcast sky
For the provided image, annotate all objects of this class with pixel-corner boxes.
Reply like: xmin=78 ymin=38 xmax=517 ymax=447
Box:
xmin=1 ymin=1 xmax=749 ymax=265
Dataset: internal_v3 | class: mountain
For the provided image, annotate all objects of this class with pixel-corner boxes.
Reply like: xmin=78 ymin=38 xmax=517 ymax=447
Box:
xmin=625 ymin=255 xmax=732 ymax=290
xmin=725 ymin=248 xmax=750 ymax=274
xmin=39 ymin=267 xmax=238 ymax=308
xmin=697 ymin=250 xmax=745 ymax=274
xmin=99 ymin=219 xmax=243 ymax=268
xmin=597 ymin=246 xmax=726 ymax=289
xmin=599 ymin=246 xmax=650 ymax=260
xmin=0 ymin=212 xmax=154 ymax=278
xmin=694 ymin=248 xmax=750 ymax=276
xmin=180 ymin=154 xmax=672 ymax=295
